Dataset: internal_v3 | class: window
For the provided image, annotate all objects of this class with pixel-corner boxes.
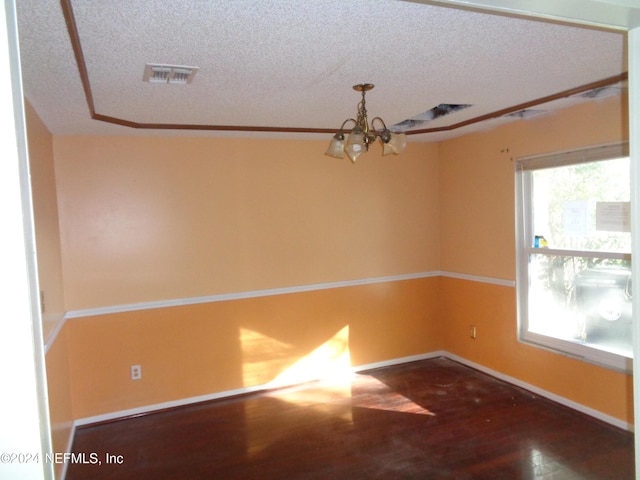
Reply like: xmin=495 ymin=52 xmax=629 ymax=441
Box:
xmin=515 ymin=143 xmax=631 ymax=371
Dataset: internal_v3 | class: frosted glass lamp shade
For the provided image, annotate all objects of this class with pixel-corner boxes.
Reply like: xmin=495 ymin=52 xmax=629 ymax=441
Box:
xmin=382 ymin=142 xmax=395 ymax=156
xmin=325 ymin=133 xmax=346 ymax=158
xmin=382 ymin=132 xmax=407 ymax=155
xmin=345 ymin=130 xmax=366 ymax=163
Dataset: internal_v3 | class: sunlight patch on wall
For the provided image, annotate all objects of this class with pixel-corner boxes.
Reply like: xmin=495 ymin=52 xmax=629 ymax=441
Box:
xmin=240 ymin=326 xmax=351 ymax=388
xmin=240 ymin=324 xmax=433 ymax=415
xmin=240 ymin=328 xmax=295 ymax=387
xmin=269 ymin=326 xmax=351 ymax=388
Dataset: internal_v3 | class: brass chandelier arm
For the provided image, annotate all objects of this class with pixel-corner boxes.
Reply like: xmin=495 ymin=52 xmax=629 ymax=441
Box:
xmin=370 ymin=116 xmax=388 ymax=133
xmin=338 ymin=118 xmax=358 ymax=133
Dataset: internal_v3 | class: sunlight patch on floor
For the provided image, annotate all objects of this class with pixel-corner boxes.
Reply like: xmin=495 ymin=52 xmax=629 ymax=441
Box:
xmin=349 ymin=375 xmax=435 ymax=416
xmin=528 ymin=447 xmax=578 ymax=478
xmin=264 ymin=372 xmax=435 ymax=422
xmin=240 ymin=327 xmax=296 ymax=387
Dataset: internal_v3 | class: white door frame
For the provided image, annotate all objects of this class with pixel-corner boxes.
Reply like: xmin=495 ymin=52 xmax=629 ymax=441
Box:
xmin=0 ymin=1 xmax=53 ymax=479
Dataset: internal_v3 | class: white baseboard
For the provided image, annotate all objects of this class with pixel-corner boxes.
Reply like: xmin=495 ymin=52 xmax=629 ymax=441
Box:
xmin=74 ymin=351 xmax=447 ymax=428
xmin=351 ymin=351 xmax=447 ymax=373
xmin=73 ymin=350 xmax=630 ymax=432
xmin=445 ymin=352 xmax=633 ymax=432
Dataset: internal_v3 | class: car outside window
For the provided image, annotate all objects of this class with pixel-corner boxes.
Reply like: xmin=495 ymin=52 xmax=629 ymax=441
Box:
xmin=515 ymin=143 xmax=631 ymax=371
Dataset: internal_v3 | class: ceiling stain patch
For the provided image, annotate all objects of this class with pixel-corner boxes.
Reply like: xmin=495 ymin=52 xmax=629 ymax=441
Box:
xmin=391 ymin=104 xmax=472 ymax=131
xmin=570 ymin=85 xmax=623 ymax=100
xmin=503 ymin=109 xmax=547 ymax=119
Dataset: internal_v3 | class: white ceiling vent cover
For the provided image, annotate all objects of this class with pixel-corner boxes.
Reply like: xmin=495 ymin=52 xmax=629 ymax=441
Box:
xmin=143 ymin=64 xmax=199 ymax=84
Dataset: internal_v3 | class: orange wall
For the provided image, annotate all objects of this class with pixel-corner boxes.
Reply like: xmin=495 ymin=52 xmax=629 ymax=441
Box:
xmin=439 ymin=95 xmax=627 ymax=280
xmin=25 ymin=100 xmax=65 ymax=340
xmin=35 ymin=94 xmax=632 ymax=426
xmin=439 ymin=96 xmax=632 ymax=423
xmin=68 ymin=277 xmax=442 ymax=418
xmin=25 ymin=100 xmax=73 ymax=478
xmin=441 ymin=278 xmax=632 ymax=422
xmin=51 ymin=135 xmax=442 ymax=418
xmin=53 ymin=136 xmax=440 ymax=310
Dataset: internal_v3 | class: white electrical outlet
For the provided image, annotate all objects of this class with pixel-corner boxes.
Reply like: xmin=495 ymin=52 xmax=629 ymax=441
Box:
xmin=130 ymin=365 xmax=142 ymax=380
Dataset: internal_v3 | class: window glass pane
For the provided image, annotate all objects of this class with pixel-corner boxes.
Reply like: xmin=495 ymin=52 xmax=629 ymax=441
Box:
xmin=531 ymin=158 xmax=630 ymax=253
xmin=528 ymin=254 xmax=632 ymax=358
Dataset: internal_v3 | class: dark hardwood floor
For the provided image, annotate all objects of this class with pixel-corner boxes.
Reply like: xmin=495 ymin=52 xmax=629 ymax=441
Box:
xmin=66 ymin=357 xmax=634 ymax=479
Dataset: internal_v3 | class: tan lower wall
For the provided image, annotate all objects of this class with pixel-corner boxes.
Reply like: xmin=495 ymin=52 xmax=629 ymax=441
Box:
xmin=45 ymin=325 xmax=74 ymax=478
xmin=67 ymin=277 xmax=442 ymax=419
xmin=61 ymin=273 xmax=633 ymax=426
xmin=441 ymin=276 xmax=633 ymax=424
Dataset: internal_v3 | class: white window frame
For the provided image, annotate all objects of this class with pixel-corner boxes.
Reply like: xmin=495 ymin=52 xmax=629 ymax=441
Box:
xmin=515 ymin=142 xmax=632 ymax=372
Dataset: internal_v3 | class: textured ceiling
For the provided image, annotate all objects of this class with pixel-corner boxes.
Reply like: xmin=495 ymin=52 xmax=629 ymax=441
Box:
xmin=16 ymin=0 xmax=627 ymax=142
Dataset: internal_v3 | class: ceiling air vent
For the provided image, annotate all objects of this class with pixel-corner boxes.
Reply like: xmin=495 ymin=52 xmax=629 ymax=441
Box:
xmin=143 ymin=64 xmax=199 ymax=84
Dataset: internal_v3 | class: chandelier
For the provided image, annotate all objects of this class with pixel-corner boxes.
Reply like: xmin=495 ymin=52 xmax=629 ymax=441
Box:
xmin=325 ymin=83 xmax=407 ymax=163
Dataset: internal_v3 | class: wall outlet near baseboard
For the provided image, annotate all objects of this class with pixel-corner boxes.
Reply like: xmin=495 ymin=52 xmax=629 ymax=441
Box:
xmin=130 ymin=365 xmax=142 ymax=380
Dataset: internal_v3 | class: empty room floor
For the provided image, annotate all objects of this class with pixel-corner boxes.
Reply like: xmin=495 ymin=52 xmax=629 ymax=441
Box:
xmin=66 ymin=357 xmax=634 ymax=479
